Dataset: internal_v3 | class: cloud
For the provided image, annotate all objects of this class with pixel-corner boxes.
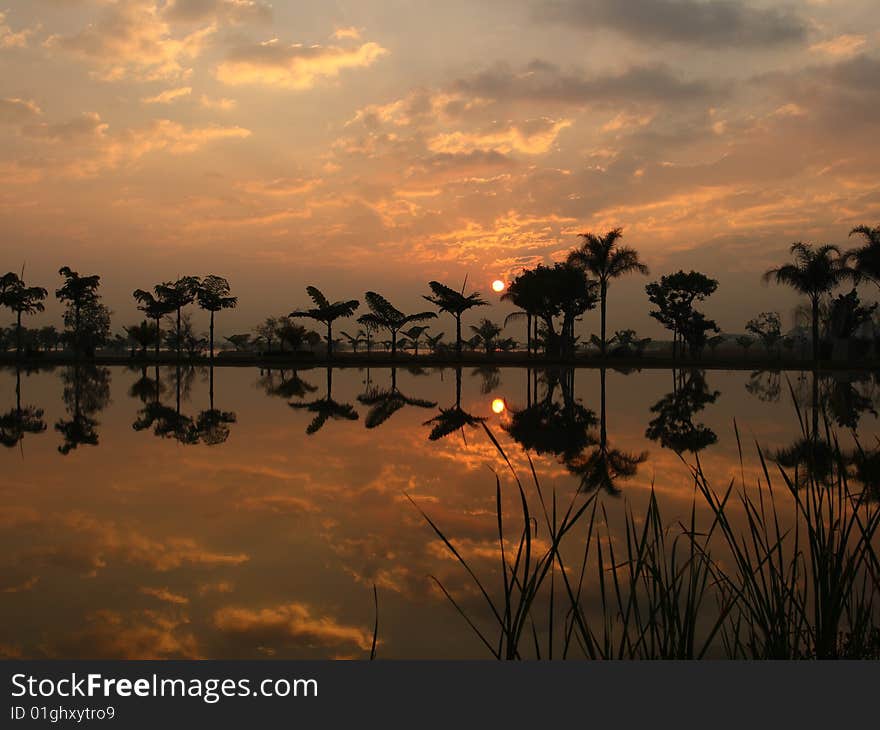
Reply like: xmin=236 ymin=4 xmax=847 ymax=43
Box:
xmin=22 ymin=111 xmax=108 ymax=141
xmin=0 ymin=11 xmax=36 ymax=49
xmin=214 ymin=602 xmax=373 ymax=651
xmin=333 ymin=27 xmax=363 ymax=40
xmin=0 ymin=98 xmax=42 ymax=124
xmin=534 ymin=0 xmax=807 ymax=47
xmin=237 ymin=177 xmax=321 ymax=196
xmin=427 ymin=118 xmax=572 ymax=155
xmin=142 ymin=86 xmax=192 ymax=104
xmin=453 ymin=61 xmax=716 ymax=106
xmin=163 ymin=0 xmax=273 ymax=24
xmin=45 ymin=0 xmax=215 ymax=81
xmin=140 ymin=586 xmax=190 ymax=604
xmin=216 ymin=39 xmax=388 ymax=89
xmin=199 ymin=94 xmax=237 ymax=110
xmin=810 ymin=34 xmax=867 ymax=59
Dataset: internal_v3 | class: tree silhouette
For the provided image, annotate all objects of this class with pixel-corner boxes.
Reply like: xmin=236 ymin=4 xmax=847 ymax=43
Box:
xmin=645 ymin=369 xmax=719 ymax=455
xmin=196 ymin=366 xmax=236 ymax=445
xmin=340 ymin=330 xmax=366 ymax=353
xmin=0 ymin=367 xmax=46 ymax=449
xmin=358 ymin=367 xmax=436 ymax=428
xmin=0 ymin=273 xmax=48 ymax=357
xmin=763 ymin=243 xmax=850 ymax=363
xmin=360 ymin=292 xmax=436 ymax=358
xmin=197 ymin=275 xmax=237 ymax=361
xmin=469 ymin=318 xmax=502 ymax=354
xmin=55 ymin=364 xmax=110 ymax=454
xmin=56 ymin=267 xmax=101 ymax=357
xmin=133 ymin=288 xmax=173 ymax=358
xmin=290 ymin=286 xmax=359 ymax=360
xmin=257 ymin=367 xmax=317 ymax=399
xmin=646 ymin=271 xmax=718 ymax=360
xmin=746 ymin=312 xmax=782 ymax=356
xmin=845 ymin=224 xmax=880 ymax=287
xmin=289 ymin=368 xmax=358 ymax=434
xmin=423 ymin=281 xmax=488 ymax=357
xmin=401 ymin=326 xmax=430 ymax=355
xmin=567 ymin=228 xmax=649 ymax=358
xmin=156 ymin=277 xmax=201 ymax=361
xmin=125 ymin=320 xmax=158 ymax=357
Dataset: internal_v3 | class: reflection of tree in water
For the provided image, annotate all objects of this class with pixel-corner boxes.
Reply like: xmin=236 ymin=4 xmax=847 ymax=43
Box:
xmin=196 ymin=366 xmax=236 ymax=446
xmin=55 ymin=364 xmax=111 ymax=455
xmin=424 ymin=367 xmax=485 ymax=441
xmin=746 ymin=370 xmax=781 ymax=403
xmin=471 ymin=366 xmax=501 ymax=395
xmin=849 ymin=438 xmax=880 ymax=502
xmin=504 ymin=369 xmax=596 ymax=462
xmin=0 ymin=367 xmax=46 ymax=449
xmin=289 ymin=368 xmax=358 ymax=435
xmin=820 ymin=372 xmax=877 ymax=430
xmin=645 ymin=369 xmax=719 ymax=455
xmin=358 ymin=367 xmax=436 ymax=429
xmin=567 ymin=367 xmax=647 ymax=497
xmin=256 ymin=367 xmax=317 ymax=400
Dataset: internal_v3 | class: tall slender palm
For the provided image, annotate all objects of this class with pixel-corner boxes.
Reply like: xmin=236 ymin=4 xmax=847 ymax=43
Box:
xmin=290 ymin=286 xmax=359 ymax=360
xmin=155 ymin=276 xmax=201 ymax=360
xmin=763 ymin=243 xmax=850 ymax=363
xmin=423 ymin=281 xmax=488 ymax=357
xmin=133 ymin=288 xmax=172 ymax=357
xmin=196 ymin=275 xmax=238 ymax=361
xmin=845 ymin=224 xmax=880 ymax=286
xmin=56 ymin=267 xmax=100 ymax=357
xmin=567 ymin=228 xmax=649 ymax=358
xmin=0 ymin=273 xmax=48 ymax=357
xmin=360 ymin=292 xmax=436 ymax=358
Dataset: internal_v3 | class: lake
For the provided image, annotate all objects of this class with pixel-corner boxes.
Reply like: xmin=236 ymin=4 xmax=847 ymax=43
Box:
xmin=1 ymin=364 xmax=878 ymax=659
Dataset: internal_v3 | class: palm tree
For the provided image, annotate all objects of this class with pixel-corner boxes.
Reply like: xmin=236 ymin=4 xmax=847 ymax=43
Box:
xmin=0 ymin=367 xmax=46 ymax=448
xmin=340 ymin=330 xmax=366 ymax=353
xmin=401 ymin=325 xmax=430 ymax=355
xmin=567 ymin=228 xmax=649 ymax=358
xmin=424 ymin=281 xmax=488 ymax=357
xmin=358 ymin=368 xmax=436 ymax=428
xmin=56 ymin=267 xmax=101 ymax=357
xmin=133 ymin=288 xmax=173 ymax=358
xmin=763 ymin=243 xmax=851 ymax=363
xmin=360 ymin=292 xmax=436 ymax=358
xmin=155 ymin=276 xmax=201 ymax=360
xmin=0 ymin=272 xmax=48 ymax=357
xmin=197 ymin=275 xmax=238 ymax=361
xmin=469 ymin=318 xmax=502 ymax=354
xmin=423 ymin=367 xmax=486 ymax=441
xmin=845 ymin=224 xmax=880 ymax=286
xmin=290 ymin=286 xmax=359 ymax=360
xmin=289 ymin=368 xmax=359 ymax=434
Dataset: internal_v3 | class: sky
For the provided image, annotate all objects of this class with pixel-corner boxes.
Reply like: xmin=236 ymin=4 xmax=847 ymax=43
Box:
xmin=1 ymin=0 xmax=879 ymax=338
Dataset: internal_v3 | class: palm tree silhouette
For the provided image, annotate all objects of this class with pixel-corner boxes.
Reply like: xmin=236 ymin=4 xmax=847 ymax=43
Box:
xmin=196 ymin=366 xmax=237 ymax=445
xmin=0 ymin=367 xmax=46 ymax=449
xmin=55 ymin=364 xmax=110 ymax=454
xmin=197 ymin=275 xmax=238 ymax=361
xmin=566 ymin=368 xmax=646 ymax=496
xmin=360 ymin=292 xmax=436 ymax=358
xmin=845 ymin=224 xmax=880 ymax=287
xmin=469 ymin=318 xmax=502 ymax=354
xmin=125 ymin=321 xmax=159 ymax=357
xmin=290 ymin=286 xmax=359 ymax=360
xmin=289 ymin=368 xmax=358 ymax=434
xmin=358 ymin=367 xmax=436 ymax=428
xmin=0 ymin=273 xmax=48 ymax=358
xmin=257 ymin=367 xmax=317 ymax=399
xmin=763 ymin=243 xmax=850 ymax=363
xmin=423 ymin=281 xmax=488 ymax=358
xmin=155 ymin=277 xmax=201 ymax=361
xmin=567 ymin=228 xmax=649 ymax=358
xmin=423 ymin=367 xmax=486 ymax=441
xmin=340 ymin=330 xmax=366 ymax=353
xmin=133 ymin=288 xmax=173 ymax=358
xmin=56 ymin=267 xmax=101 ymax=358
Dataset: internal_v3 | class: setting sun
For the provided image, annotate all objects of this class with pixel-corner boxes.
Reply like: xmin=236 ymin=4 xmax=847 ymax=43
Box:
xmin=491 ymin=398 xmax=506 ymax=414
xmin=492 ymin=280 xmax=506 ymax=293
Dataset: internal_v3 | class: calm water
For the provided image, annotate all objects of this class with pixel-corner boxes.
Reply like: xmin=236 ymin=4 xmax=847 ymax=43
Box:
xmin=1 ymin=364 xmax=878 ymax=659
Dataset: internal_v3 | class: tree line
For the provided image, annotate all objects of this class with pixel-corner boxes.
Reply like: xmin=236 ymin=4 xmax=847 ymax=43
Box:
xmin=1 ymin=223 xmax=878 ymax=363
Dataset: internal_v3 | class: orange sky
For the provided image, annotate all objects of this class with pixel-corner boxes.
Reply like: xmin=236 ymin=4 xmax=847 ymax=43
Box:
xmin=1 ymin=0 xmax=879 ymax=337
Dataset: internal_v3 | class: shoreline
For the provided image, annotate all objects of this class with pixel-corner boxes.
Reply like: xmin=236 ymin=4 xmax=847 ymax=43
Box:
xmin=1 ymin=351 xmax=877 ymax=372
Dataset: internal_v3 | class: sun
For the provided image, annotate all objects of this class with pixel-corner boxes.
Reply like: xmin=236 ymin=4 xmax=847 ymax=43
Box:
xmin=491 ymin=398 xmax=506 ymax=414
xmin=492 ymin=279 xmax=505 ymax=293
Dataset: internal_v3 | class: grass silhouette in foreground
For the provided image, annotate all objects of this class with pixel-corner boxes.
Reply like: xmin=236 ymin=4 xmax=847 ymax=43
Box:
xmin=410 ymin=407 xmax=880 ymax=659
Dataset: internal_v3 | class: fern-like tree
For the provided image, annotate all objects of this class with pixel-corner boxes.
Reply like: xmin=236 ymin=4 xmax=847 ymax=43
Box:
xmin=290 ymin=286 xmax=359 ymax=360
xmin=340 ymin=329 xmax=366 ymax=353
xmin=0 ymin=273 xmax=48 ymax=357
xmin=133 ymin=288 xmax=173 ymax=357
xmin=423 ymin=281 xmax=487 ymax=357
xmin=155 ymin=277 xmax=201 ymax=360
xmin=845 ymin=224 xmax=880 ymax=286
xmin=360 ymin=292 xmax=436 ymax=358
xmin=56 ymin=267 xmax=101 ymax=357
xmin=469 ymin=318 xmax=502 ymax=354
xmin=567 ymin=228 xmax=649 ymax=358
xmin=401 ymin=325 xmax=430 ymax=355
xmin=196 ymin=275 xmax=237 ymax=361
xmin=125 ymin=321 xmax=159 ymax=357
xmin=763 ymin=243 xmax=851 ymax=363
